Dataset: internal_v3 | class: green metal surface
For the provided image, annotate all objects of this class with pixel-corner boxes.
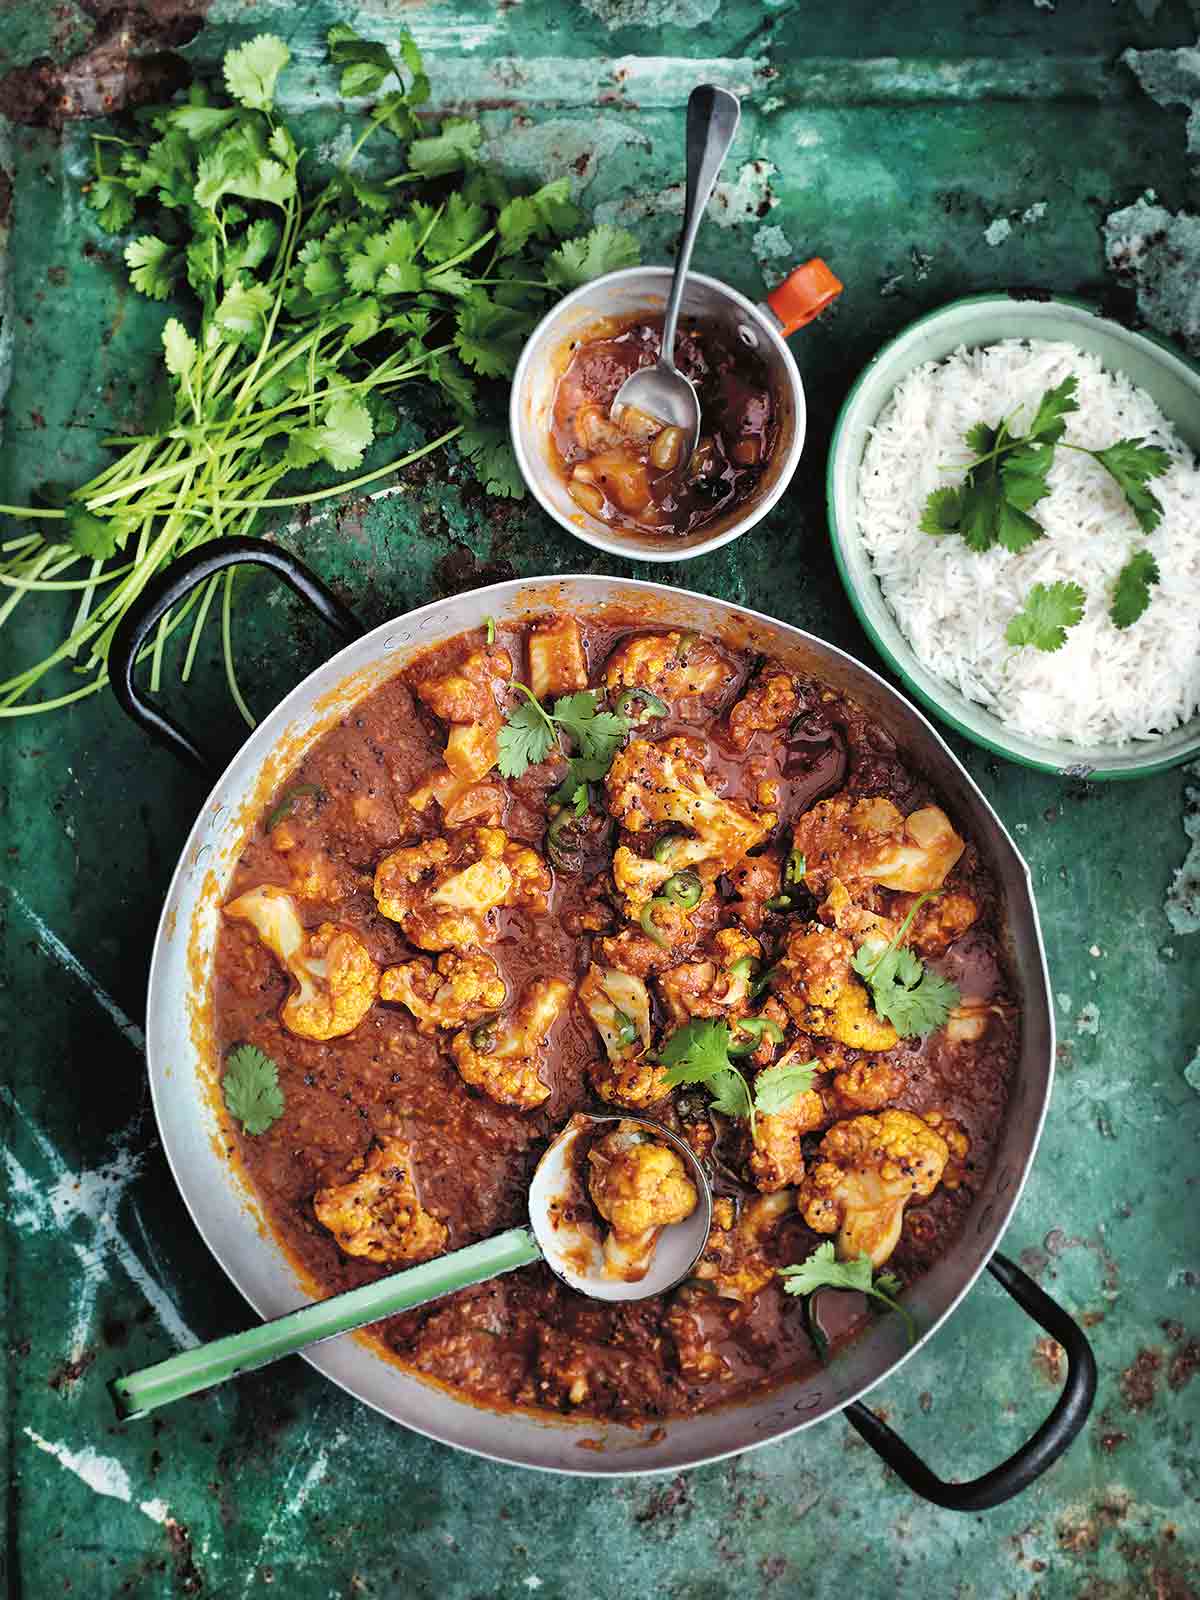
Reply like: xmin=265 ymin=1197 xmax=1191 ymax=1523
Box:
xmin=2 ymin=2 xmax=1199 ymax=1595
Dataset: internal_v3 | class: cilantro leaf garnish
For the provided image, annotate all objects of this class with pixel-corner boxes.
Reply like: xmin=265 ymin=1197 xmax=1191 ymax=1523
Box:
xmin=223 ymin=1044 xmax=285 ymax=1135
xmin=779 ymin=1242 xmax=916 ymax=1345
xmin=497 ymin=686 xmax=632 ymax=780
xmin=920 ymin=373 xmax=1171 ymax=630
xmin=1110 ymin=549 xmax=1160 ymax=630
xmin=1091 ymin=439 xmax=1171 ymax=534
xmin=1004 ymin=580 xmax=1086 ymax=653
xmin=752 ymin=1056 xmax=819 ymax=1114
xmin=544 ymin=224 xmax=641 ymax=288
xmin=407 ymin=118 xmax=483 ymax=178
xmin=851 ymin=892 xmax=960 ymax=1038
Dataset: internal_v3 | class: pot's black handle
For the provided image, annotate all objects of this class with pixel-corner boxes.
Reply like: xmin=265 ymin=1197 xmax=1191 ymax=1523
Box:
xmin=109 ymin=537 xmax=364 ymax=775
xmin=844 ymin=1252 xmax=1096 ymax=1511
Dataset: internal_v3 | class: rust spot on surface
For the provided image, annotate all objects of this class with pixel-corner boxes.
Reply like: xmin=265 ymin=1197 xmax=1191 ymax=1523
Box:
xmin=1098 ymin=1430 xmax=1128 ymax=1452
xmin=635 ymin=1474 xmax=690 ymax=1525
xmin=1032 ymin=1335 xmax=1064 ymax=1385
xmin=47 ymin=1350 xmax=95 ymax=1389
xmin=0 ymin=1 xmax=206 ymax=129
xmin=1119 ymin=1347 xmax=1163 ymax=1412
xmin=1057 ymin=1513 xmax=1099 ymax=1553
xmin=1167 ymin=1337 xmax=1199 ymax=1392
xmin=434 ymin=542 xmax=517 ymax=597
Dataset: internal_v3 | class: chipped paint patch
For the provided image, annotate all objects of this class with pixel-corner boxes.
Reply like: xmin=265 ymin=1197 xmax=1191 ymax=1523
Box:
xmin=1123 ymin=42 xmax=1200 ymax=162
xmin=24 ymin=1429 xmax=132 ymax=1502
xmin=984 ymin=216 xmax=1012 ymax=246
xmin=481 ymin=116 xmax=650 ymax=194
xmin=751 ymin=222 xmax=794 ymax=286
xmin=578 ymin=0 xmax=720 ymax=31
xmin=984 ymin=200 xmax=1046 ymax=246
xmin=1076 ymin=1002 xmax=1101 ymax=1036
xmin=1105 ymin=196 xmax=1200 ymax=356
xmin=2 ymin=1088 xmax=197 ymax=1353
xmin=1164 ymin=773 xmax=1200 ymax=934
xmin=596 ymin=159 xmax=776 ymax=230
xmin=1056 ymin=991 xmax=1073 ymax=1015
xmin=1184 ymin=1048 xmax=1200 ymax=1092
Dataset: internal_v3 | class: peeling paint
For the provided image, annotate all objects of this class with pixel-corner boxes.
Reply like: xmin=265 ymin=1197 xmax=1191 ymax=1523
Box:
xmin=1184 ymin=1047 xmax=1200 ymax=1092
xmin=596 ymin=159 xmax=777 ymax=230
xmin=1123 ymin=42 xmax=1200 ymax=163
xmin=984 ymin=216 xmax=1012 ymax=246
xmin=482 ymin=115 xmax=650 ymax=194
xmin=1076 ymin=1002 xmax=1101 ymax=1036
xmin=1105 ymin=196 xmax=1200 ymax=357
xmin=1163 ymin=773 xmax=1200 ymax=934
xmin=578 ymin=0 xmax=721 ymax=31
xmin=751 ymin=222 xmax=795 ymax=286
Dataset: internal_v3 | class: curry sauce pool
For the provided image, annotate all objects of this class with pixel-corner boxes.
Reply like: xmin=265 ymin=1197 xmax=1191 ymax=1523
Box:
xmin=212 ymin=613 xmax=1017 ymax=1424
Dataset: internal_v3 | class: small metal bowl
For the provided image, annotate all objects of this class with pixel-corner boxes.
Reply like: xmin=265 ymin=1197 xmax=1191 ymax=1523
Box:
xmin=509 ymin=265 xmax=807 ymax=565
xmin=826 ymin=292 xmax=1200 ymax=779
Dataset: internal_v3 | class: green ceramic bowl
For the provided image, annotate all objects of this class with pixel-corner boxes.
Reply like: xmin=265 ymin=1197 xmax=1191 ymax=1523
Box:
xmin=826 ymin=293 xmax=1200 ymax=779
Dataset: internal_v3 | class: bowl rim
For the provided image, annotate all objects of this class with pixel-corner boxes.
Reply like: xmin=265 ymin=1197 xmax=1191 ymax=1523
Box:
xmin=509 ymin=264 xmax=806 ymax=565
xmin=825 ymin=289 xmax=1200 ymax=780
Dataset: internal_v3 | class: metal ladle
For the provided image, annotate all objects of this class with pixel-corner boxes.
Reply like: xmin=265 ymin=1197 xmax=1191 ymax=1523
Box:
xmin=609 ymin=83 xmax=741 ymax=450
xmin=110 ymin=1114 xmax=712 ymax=1420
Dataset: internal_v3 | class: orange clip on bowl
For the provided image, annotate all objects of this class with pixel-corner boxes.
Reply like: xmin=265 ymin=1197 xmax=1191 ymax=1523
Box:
xmin=767 ymin=258 xmax=843 ymax=336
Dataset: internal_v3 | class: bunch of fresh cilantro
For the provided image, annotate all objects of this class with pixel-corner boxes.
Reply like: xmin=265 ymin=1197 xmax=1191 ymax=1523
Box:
xmin=0 ymin=26 xmax=639 ymax=724
xmin=921 ymin=374 xmax=1171 ymax=649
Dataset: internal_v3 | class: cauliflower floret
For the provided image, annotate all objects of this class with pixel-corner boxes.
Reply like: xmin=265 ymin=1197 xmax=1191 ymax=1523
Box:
xmin=603 ymin=630 xmax=737 ymax=721
xmin=825 ymin=1054 xmax=905 ymax=1115
xmin=658 ymin=928 xmax=762 ymax=1029
xmin=588 ymin=1054 xmax=673 ymax=1112
xmin=607 ymin=736 xmax=774 ymax=874
xmin=727 ymin=670 xmax=799 ymax=751
xmin=379 ymin=950 xmax=506 ymax=1033
xmin=694 ymin=1191 xmax=794 ymax=1302
xmin=449 ymin=977 xmax=572 ymax=1108
xmin=223 ymin=885 xmax=378 ymax=1041
xmin=578 ymin=964 xmax=653 ymax=1060
xmin=794 ymin=796 xmax=965 ymax=897
xmin=408 ymin=645 xmax=513 ymax=817
xmin=900 ymin=889 xmax=980 ymax=956
xmin=374 ymin=827 xmax=551 ymax=951
xmin=269 ymin=825 xmax=348 ymax=904
xmin=313 ymin=1138 xmax=447 ymax=1265
xmin=587 ymin=1123 xmax=698 ymax=1280
xmin=527 ymin=616 xmax=588 ymax=700
xmin=817 ymin=876 xmax=895 ymax=944
xmin=773 ymin=924 xmax=898 ymax=1051
xmin=726 ymin=854 xmax=782 ymax=933
xmin=747 ymin=1038 xmax=827 ymax=1192
xmin=798 ymin=1110 xmax=950 ymax=1267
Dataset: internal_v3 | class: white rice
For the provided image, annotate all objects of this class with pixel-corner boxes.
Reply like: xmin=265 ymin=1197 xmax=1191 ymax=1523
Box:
xmin=855 ymin=339 xmax=1200 ymax=746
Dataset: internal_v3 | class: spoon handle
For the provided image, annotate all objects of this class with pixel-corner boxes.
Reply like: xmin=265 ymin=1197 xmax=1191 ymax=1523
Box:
xmin=660 ymin=84 xmax=741 ymax=365
xmin=109 ymin=1226 xmax=542 ymax=1420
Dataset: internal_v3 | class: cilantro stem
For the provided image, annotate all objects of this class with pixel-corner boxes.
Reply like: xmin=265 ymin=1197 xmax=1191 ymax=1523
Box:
xmin=181 ymin=572 xmax=221 ymax=683
xmin=221 ymin=570 xmax=255 ymax=729
xmin=867 ymin=1282 xmax=917 ymax=1346
xmin=0 ymin=505 xmax=67 ymax=519
xmin=860 ymin=889 xmax=937 ymax=981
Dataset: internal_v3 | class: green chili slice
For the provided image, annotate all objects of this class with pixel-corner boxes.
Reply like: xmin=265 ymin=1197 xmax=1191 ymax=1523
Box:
xmin=613 ymin=1008 xmax=638 ymax=1048
xmin=764 ymin=894 xmax=793 ymax=911
xmin=470 ymin=1023 xmax=496 ymax=1052
xmin=614 ymin=688 xmax=669 ymax=724
xmin=727 ymin=1016 xmax=786 ymax=1056
xmin=267 ymin=783 xmax=321 ymax=831
xmin=673 ymin=629 xmax=699 ymax=663
xmin=484 ymin=615 xmax=496 ymax=645
xmin=640 ymin=899 xmax=671 ymax=948
xmin=661 ymin=870 xmax=702 ymax=909
xmin=728 ymin=956 xmax=759 ymax=983
xmin=749 ymin=962 xmax=780 ymax=999
xmin=784 ymin=849 xmax=806 ymax=886
xmin=653 ymin=833 xmax=685 ymax=864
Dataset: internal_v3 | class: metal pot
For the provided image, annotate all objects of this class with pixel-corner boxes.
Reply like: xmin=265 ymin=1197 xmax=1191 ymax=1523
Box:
xmin=109 ymin=541 xmax=1095 ymax=1500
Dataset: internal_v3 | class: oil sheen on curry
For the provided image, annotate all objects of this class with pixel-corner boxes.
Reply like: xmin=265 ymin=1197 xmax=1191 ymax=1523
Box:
xmin=213 ymin=616 xmax=1017 ymax=1424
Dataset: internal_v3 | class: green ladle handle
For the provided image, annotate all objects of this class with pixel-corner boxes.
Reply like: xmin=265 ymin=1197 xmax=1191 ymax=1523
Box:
xmin=110 ymin=1226 xmax=542 ymax=1420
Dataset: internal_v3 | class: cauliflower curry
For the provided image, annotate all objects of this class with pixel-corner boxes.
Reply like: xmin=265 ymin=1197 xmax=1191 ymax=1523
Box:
xmin=213 ymin=614 xmax=1017 ymax=1424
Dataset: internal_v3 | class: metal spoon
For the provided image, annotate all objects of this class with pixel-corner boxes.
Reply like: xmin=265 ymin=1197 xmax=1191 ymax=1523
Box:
xmin=610 ymin=83 xmax=741 ymax=450
xmin=109 ymin=1113 xmax=712 ymax=1420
